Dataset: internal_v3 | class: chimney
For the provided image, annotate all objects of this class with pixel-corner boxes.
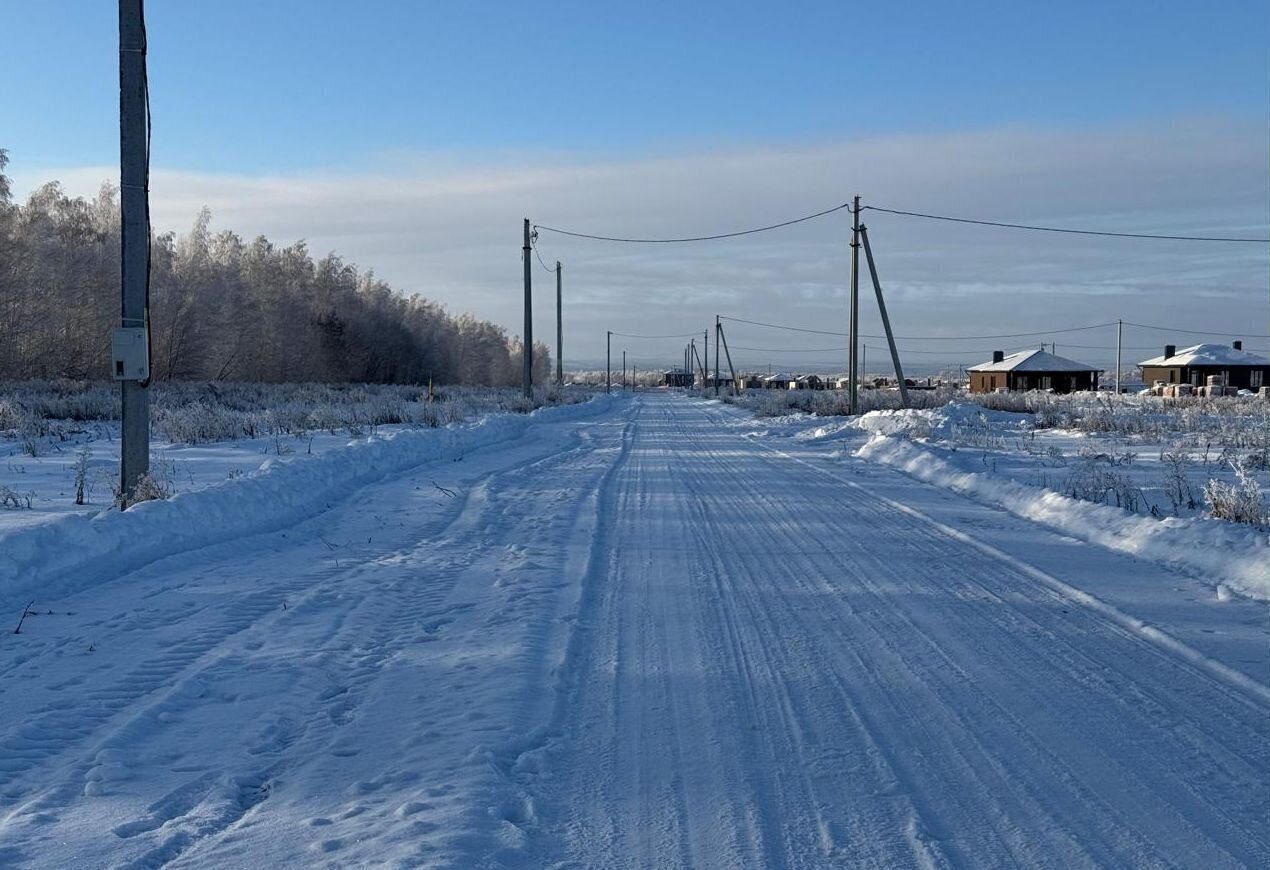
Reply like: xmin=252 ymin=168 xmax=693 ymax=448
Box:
xmin=992 ymin=350 xmax=1004 ymax=363
xmin=1164 ymin=344 xmax=1176 ymax=359
xmin=1233 ymin=340 xmax=1243 ymax=351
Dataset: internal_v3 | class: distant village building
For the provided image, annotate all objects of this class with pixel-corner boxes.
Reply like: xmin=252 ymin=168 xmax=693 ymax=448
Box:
xmin=762 ymin=373 xmax=798 ymax=390
xmin=662 ymin=368 xmax=694 ymax=388
xmin=1138 ymin=342 xmax=1268 ymax=391
xmin=794 ymin=374 xmax=825 ymax=390
xmin=703 ymin=373 xmax=734 ymax=389
xmin=740 ymin=374 xmax=766 ymax=390
xmin=967 ymin=349 xmax=1100 ymax=394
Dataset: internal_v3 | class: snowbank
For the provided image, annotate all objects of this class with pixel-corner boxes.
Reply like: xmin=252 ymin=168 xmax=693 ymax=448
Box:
xmin=0 ymin=395 xmax=616 ymax=607
xmin=853 ymin=403 xmax=1033 ymax=440
xmin=856 ymin=433 xmax=1270 ymax=600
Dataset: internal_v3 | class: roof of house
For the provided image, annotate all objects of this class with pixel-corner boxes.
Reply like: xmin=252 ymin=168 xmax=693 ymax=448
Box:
xmin=1137 ymin=343 xmax=1269 ymax=367
xmin=762 ymin=373 xmax=796 ymax=382
xmin=967 ymin=348 xmax=1100 ymax=373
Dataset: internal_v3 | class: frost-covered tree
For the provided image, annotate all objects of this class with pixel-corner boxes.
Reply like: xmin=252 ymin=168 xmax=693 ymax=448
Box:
xmin=0 ymin=155 xmax=549 ymax=385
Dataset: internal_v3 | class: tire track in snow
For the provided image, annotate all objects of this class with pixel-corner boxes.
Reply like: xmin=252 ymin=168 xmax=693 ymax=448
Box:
xmin=531 ymin=395 xmax=1268 ymax=869
xmin=0 ymin=412 xmax=614 ymax=867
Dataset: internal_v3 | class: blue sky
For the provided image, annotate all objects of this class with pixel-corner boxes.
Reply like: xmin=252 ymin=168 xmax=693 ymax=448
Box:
xmin=6 ymin=0 xmax=1267 ymax=172
xmin=4 ymin=2 xmax=1268 ymax=368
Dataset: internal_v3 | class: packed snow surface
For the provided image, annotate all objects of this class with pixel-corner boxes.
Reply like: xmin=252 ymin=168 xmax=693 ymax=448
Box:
xmin=1 ymin=394 xmax=1266 ymax=868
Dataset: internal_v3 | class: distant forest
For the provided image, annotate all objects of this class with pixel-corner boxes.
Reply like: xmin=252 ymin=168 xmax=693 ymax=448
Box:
xmin=0 ymin=150 xmax=550 ymax=386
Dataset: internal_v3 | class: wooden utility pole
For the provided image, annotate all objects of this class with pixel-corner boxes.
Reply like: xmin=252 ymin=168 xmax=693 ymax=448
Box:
xmin=1115 ymin=320 xmax=1122 ymax=395
xmin=555 ymin=261 xmax=563 ymax=385
xmin=860 ymin=225 xmax=909 ymax=407
xmin=622 ymin=350 xmax=626 ymax=389
xmin=848 ymin=195 xmax=861 ymax=414
xmin=118 ymin=0 xmax=150 ymax=503
xmin=606 ymin=330 xmax=612 ymax=394
xmin=522 ymin=219 xmax=533 ymax=399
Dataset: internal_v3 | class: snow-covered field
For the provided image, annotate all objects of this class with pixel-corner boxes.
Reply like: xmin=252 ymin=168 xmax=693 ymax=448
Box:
xmin=0 ymin=381 xmax=588 ymax=533
xmin=836 ymin=398 xmax=1270 ymax=598
xmin=1 ymin=391 xmax=1267 ymax=868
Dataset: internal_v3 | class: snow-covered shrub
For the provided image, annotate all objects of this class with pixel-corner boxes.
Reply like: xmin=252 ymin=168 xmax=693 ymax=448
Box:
xmin=1203 ymin=463 xmax=1267 ymax=527
xmin=1159 ymin=449 xmax=1197 ymax=516
xmin=0 ymin=484 xmax=35 ymax=509
xmin=1 ymin=380 xmax=597 ymax=447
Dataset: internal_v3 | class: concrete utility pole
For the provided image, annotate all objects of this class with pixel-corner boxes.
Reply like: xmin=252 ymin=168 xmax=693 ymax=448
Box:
xmin=555 ymin=261 xmax=563 ymax=385
xmin=714 ymin=316 xmax=721 ymax=397
xmin=1115 ymin=319 xmax=1122 ymax=395
xmin=860 ymin=224 xmax=909 ymax=407
xmin=848 ymin=195 xmax=861 ymax=414
xmin=118 ymin=0 xmax=150 ymax=503
xmin=622 ymin=350 xmax=626 ymax=389
xmin=522 ymin=218 xmax=533 ymax=399
xmin=606 ymin=330 xmax=612 ymax=394
xmin=717 ymin=322 xmax=740 ymax=396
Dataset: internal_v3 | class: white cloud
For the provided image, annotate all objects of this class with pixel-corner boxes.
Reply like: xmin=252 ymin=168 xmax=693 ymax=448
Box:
xmin=11 ymin=117 xmax=1268 ymax=370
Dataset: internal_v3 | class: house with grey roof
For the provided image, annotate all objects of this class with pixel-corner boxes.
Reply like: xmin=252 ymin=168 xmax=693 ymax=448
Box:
xmin=967 ymin=348 xmax=1100 ymax=394
xmin=1138 ymin=342 xmax=1268 ymax=391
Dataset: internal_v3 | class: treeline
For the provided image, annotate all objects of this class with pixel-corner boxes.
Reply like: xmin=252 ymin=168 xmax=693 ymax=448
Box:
xmin=0 ymin=150 xmax=550 ymax=386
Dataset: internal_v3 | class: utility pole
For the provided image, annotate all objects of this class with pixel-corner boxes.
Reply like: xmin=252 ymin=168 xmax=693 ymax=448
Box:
xmin=622 ymin=350 xmax=626 ymax=389
xmin=1115 ymin=319 xmax=1122 ymax=395
xmin=606 ymin=330 xmax=611 ymax=394
xmin=118 ymin=0 xmax=150 ymax=503
xmin=860 ymin=224 xmax=909 ymax=407
xmin=849 ymin=194 xmax=861 ymax=414
xmin=714 ymin=316 xmax=721 ymax=397
xmin=703 ymin=330 xmax=709 ymax=388
xmin=522 ymin=219 xmax=533 ymax=399
xmin=555 ymin=261 xmax=563 ymax=385
xmin=718 ymin=322 xmax=740 ymax=396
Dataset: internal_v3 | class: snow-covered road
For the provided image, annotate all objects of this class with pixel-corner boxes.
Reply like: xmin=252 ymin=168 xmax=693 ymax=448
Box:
xmin=2 ymin=394 xmax=1267 ymax=868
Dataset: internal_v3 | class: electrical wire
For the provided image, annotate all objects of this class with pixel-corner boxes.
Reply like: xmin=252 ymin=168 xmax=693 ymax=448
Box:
xmin=529 ymin=234 xmax=558 ymax=274
xmin=1121 ymin=320 xmax=1270 ymax=339
xmin=718 ymin=314 xmax=1119 ymax=341
xmin=863 ymin=205 xmax=1270 ymax=244
xmin=534 ymin=202 xmax=851 ymax=243
xmin=609 ymin=330 xmax=702 ymax=339
xmin=729 ymin=343 xmax=1039 ymax=357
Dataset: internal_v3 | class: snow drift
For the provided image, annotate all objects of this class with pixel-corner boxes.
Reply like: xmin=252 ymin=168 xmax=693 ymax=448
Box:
xmin=856 ymin=432 xmax=1270 ymax=600
xmin=0 ymin=395 xmax=615 ymax=608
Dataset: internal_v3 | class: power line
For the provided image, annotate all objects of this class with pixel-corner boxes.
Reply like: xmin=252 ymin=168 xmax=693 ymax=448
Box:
xmin=529 ymin=234 xmax=557 ymax=274
xmin=729 ymin=343 xmax=1037 ymax=357
xmin=729 ymin=344 xmax=846 ymax=353
xmin=609 ymin=330 xmax=702 ymax=339
xmin=534 ymin=201 xmax=851 ymax=243
xmin=864 ymin=205 xmax=1270 ymax=244
xmin=1121 ymin=320 xmax=1270 ymax=339
xmin=719 ymin=314 xmax=1118 ymax=341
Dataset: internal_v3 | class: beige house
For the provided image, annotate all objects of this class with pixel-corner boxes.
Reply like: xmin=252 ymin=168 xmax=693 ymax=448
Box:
xmin=967 ymin=349 xmax=1100 ymax=394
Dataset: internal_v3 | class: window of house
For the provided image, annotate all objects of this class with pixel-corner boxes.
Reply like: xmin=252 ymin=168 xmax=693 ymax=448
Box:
xmin=1252 ymin=370 xmax=1264 ymax=389
xmin=1041 ymin=376 xmax=1052 ymax=390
